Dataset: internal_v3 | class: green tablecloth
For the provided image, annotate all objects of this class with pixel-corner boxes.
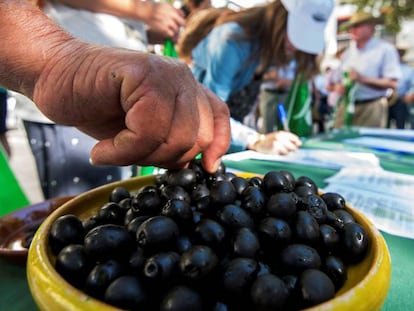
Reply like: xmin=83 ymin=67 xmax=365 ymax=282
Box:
xmin=1 ymin=127 xmax=413 ymax=310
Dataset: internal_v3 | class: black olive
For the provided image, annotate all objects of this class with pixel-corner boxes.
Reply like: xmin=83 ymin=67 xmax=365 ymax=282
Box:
xmin=263 ymin=171 xmax=294 ymax=195
xmin=109 ymin=186 xmax=131 ymax=203
xmin=266 ymin=192 xmax=298 ymax=219
xmin=191 ymin=184 xmax=211 ymax=212
xmin=325 ymin=210 xmax=345 ymax=231
xmin=98 ymin=202 xmax=125 ymax=225
xmin=333 ymin=209 xmax=355 ymax=225
xmin=161 ymin=199 xmax=194 ymax=229
xmin=160 ymin=285 xmax=203 ymax=311
xmin=280 ymin=170 xmax=296 ymax=187
xmin=323 ymin=255 xmax=347 ymax=290
xmin=131 ymin=186 xmax=162 ymax=215
xmin=104 ymin=275 xmax=148 ymax=310
xmin=85 ymin=259 xmax=123 ymax=299
xmin=304 ymin=194 xmax=328 ymax=224
xmin=217 ymin=204 xmax=255 ymax=230
xmin=118 ymin=197 xmax=132 ymax=213
xmin=299 ymin=269 xmax=335 ymax=307
xmin=160 ymin=184 xmax=191 ymax=204
xmin=136 ymin=216 xmax=179 ymax=252
xmin=188 ymin=158 xmax=208 ymax=183
xmin=222 ymin=257 xmax=259 ymax=295
xmin=295 ymin=211 xmax=320 ymax=244
xmin=180 ymin=245 xmax=218 ymax=280
xmin=250 ymin=274 xmax=289 ymax=310
xmin=241 ymin=185 xmax=265 ymax=215
xmin=258 ymin=217 xmax=292 ymax=252
xmin=55 ymin=244 xmax=90 ymax=288
xmin=49 ymin=214 xmax=84 ymax=255
xmin=128 ymin=246 xmax=146 ymax=275
xmin=82 ymin=215 xmax=102 ymax=234
xmin=280 ymin=244 xmax=321 ymax=273
xmin=84 ymin=224 xmax=134 ymax=262
xmin=248 ymin=176 xmax=263 ymax=188
xmin=341 ymin=222 xmax=369 ymax=264
xmin=193 ymin=219 xmax=227 ymax=252
xmin=126 ymin=215 xmax=151 ymax=237
xmin=232 ymin=227 xmax=260 ymax=258
xmin=167 ymin=168 xmax=198 ymax=191
xmin=210 ymin=180 xmax=237 ymax=206
xmin=143 ymin=251 xmax=180 ymax=281
xmin=295 ymin=176 xmax=318 ymax=194
xmin=294 ymin=185 xmax=315 ymax=198
xmin=175 ymin=235 xmax=192 ymax=254
xmin=321 ymin=192 xmax=346 ymax=211
xmin=319 ymin=224 xmax=340 ymax=254
xmin=231 ymin=176 xmax=249 ymax=196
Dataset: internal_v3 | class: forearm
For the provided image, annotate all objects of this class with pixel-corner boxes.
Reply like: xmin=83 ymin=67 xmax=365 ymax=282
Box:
xmin=357 ymin=75 xmax=398 ymax=90
xmin=0 ymin=0 xmax=76 ymax=98
xmin=56 ymin=0 xmax=155 ymax=23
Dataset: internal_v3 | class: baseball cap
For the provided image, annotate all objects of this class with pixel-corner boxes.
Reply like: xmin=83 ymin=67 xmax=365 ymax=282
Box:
xmin=281 ymin=0 xmax=334 ymax=54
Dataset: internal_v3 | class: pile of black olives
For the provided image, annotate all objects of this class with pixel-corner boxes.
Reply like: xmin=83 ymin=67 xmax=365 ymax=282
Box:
xmin=47 ymin=160 xmax=369 ymax=311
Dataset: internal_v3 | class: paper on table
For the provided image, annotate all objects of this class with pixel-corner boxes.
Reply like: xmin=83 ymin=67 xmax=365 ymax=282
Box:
xmin=358 ymin=127 xmax=414 ymax=140
xmin=322 ymin=167 xmax=414 ymax=239
xmin=342 ymin=136 xmax=414 ymax=154
xmin=223 ymin=149 xmax=380 ymax=170
xmin=325 ymin=167 xmax=414 ymax=200
xmin=322 ymin=183 xmax=414 ymax=239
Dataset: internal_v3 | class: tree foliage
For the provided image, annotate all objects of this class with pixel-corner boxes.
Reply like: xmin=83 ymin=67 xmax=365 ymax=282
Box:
xmin=340 ymin=0 xmax=414 ymax=33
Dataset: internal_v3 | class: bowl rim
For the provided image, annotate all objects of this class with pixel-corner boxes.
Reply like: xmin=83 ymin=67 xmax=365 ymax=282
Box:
xmin=27 ymin=175 xmax=391 ymax=311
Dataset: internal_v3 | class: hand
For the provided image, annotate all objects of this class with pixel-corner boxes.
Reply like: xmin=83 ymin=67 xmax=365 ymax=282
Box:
xmin=140 ymin=2 xmax=185 ymax=41
xmin=33 ymin=41 xmax=230 ymax=173
xmin=249 ymin=131 xmax=302 ymax=155
xmin=348 ymin=68 xmax=361 ymax=82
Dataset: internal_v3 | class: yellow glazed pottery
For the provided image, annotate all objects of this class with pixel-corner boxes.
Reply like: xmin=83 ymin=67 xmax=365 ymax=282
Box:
xmin=27 ymin=175 xmax=391 ymax=311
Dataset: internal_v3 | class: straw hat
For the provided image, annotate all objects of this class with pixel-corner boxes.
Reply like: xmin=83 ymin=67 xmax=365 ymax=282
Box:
xmin=343 ymin=11 xmax=384 ymax=29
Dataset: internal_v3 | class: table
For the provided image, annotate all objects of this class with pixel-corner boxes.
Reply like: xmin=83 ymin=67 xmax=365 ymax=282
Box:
xmin=1 ymin=127 xmax=414 ymax=310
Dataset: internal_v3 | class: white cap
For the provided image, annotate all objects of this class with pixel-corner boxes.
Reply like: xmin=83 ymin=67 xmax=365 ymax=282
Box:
xmin=281 ymin=0 xmax=334 ymax=54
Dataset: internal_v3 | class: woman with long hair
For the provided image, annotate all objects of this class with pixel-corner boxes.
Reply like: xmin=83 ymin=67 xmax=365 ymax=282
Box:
xmin=178 ymin=0 xmax=334 ymax=153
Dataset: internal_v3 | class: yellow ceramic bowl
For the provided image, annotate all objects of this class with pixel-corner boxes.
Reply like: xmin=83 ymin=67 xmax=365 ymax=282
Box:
xmin=27 ymin=175 xmax=391 ymax=311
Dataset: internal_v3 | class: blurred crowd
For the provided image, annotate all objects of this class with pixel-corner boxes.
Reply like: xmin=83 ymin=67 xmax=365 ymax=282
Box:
xmin=2 ymin=0 xmax=414 ymax=203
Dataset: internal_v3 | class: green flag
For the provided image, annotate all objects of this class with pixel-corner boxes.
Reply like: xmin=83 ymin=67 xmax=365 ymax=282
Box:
xmin=285 ymin=74 xmax=313 ymax=137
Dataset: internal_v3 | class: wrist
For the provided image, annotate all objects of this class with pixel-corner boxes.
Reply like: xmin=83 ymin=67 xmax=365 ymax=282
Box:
xmin=247 ymin=133 xmax=265 ymax=150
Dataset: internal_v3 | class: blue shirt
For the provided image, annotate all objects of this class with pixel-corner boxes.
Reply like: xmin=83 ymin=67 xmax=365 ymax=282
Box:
xmin=397 ymin=63 xmax=414 ymax=99
xmin=191 ymin=22 xmax=261 ymax=152
xmin=191 ymin=22 xmax=260 ymax=101
xmin=341 ymin=37 xmax=401 ymax=100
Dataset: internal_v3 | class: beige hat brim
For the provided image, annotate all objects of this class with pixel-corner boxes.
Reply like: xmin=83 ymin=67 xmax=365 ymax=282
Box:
xmin=343 ymin=15 xmax=384 ymax=30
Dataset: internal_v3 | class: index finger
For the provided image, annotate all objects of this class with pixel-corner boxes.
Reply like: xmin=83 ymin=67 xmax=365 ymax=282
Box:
xmin=198 ymin=86 xmax=231 ymax=173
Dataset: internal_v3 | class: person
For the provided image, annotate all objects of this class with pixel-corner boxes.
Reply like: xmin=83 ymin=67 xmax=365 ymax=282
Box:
xmin=312 ymin=66 xmax=331 ymax=133
xmin=177 ymin=0 xmax=334 ymax=154
xmin=258 ymin=61 xmax=295 ymax=134
xmin=43 ymin=0 xmax=186 ymax=47
xmin=0 ymin=86 xmax=11 ymax=158
xmin=181 ymin=0 xmax=212 ymax=19
xmin=0 ymin=0 xmax=231 ymax=196
xmin=11 ymin=0 xmax=190 ymax=199
xmin=333 ymin=11 xmax=401 ymax=129
xmin=387 ymin=46 xmax=414 ymax=129
xmin=405 ymin=85 xmax=414 ymax=129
